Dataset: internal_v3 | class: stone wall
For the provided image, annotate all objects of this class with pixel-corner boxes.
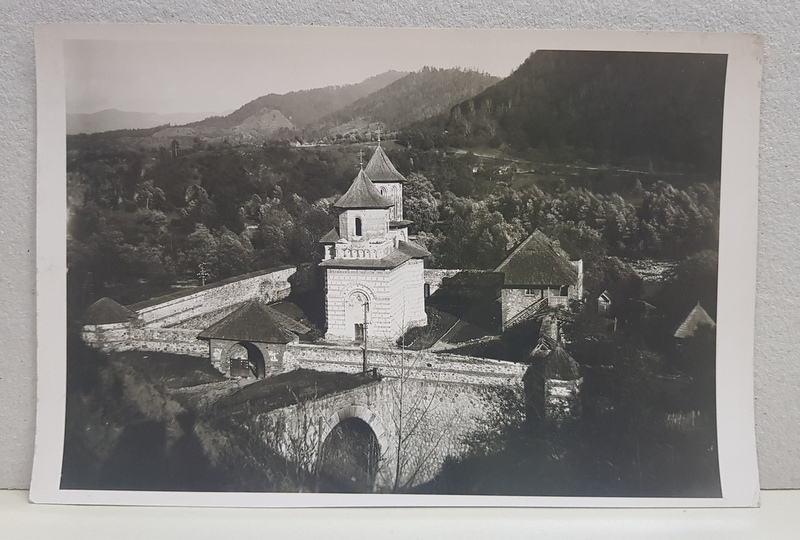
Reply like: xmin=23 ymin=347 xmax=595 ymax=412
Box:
xmin=423 ymin=269 xmax=462 ymax=296
xmin=81 ymin=324 xmax=208 ymax=357
xmin=285 ymin=342 xmax=525 ymax=386
xmin=131 ymin=266 xmax=297 ymax=328
xmin=501 ymin=288 xmax=540 ymax=327
xmin=501 ymin=287 xmax=570 ymax=328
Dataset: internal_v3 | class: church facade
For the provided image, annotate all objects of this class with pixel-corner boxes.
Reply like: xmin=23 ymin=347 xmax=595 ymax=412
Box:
xmin=319 ymin=145 xmax=428 ymax=344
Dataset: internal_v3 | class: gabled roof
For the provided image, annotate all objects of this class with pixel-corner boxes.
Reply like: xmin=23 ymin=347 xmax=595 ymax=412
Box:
xmin=673 ymin=303 xmax=716 ymax=339
xmin=364 ymin=144 xmax=407 ymax=183
xmin=83 ymin=297 xmax=136 ymax=325
xmin=495 ymin=230 xmax=578 ymax=287
xmin=197 ymin=301 xmax=296 ymax=343
xmin=398 ymin=239 xmax=430 ymax=259
xmin=544 ymin=346 xmax=581 ymax=380
xmin=333 ymin=168 xmax=394 ymax=210
xmin=265 ymin=303 xmax=313 ymax=335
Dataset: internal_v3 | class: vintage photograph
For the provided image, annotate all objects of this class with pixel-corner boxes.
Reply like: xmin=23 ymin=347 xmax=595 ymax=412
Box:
xmin=33 ymin=26 xmax=761 ymax=506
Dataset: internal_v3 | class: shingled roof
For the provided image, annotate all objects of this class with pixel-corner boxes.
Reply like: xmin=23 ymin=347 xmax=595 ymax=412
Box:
xmin=333 ymin=168 xmax=394 ymax=210
xmin=364 ymin=144 xmax=407 ymax=183
xmin=544 ymin=346 xmax=581 ymax=380
xmin=673 ymin=303 xmax=716 ymax=339
xmin=495 ymin=230 xmax=578 ymax=287
xmin=82 ymin=297 xmax=136 ymax=325
xmin=318 ymin=228 xmax=341 ymax=244
xmin=197 ymin=301 xmax=296 ymax=343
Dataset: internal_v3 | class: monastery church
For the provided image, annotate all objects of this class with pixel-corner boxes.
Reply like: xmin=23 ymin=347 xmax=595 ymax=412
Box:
xmin=318 ymin=144 xmax=429 ymax=343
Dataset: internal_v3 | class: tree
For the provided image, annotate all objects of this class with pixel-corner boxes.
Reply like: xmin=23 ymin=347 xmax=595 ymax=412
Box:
xmin=655 ymin=249 xmax=719 ymax=321
xmin=435 ymin=195 xmax=524 ymax=269
xmin=378 ymin=345 xmax=463 ymax=492
xmin=403 ymin=173 xmax=439 ymax=233
xmin=215 ymin=227 xmax=254 ymax=279
xmin=183 ymin=185 xmax=218 ymax=229
xmin=179 ymin=224 xmax=219 ymax=276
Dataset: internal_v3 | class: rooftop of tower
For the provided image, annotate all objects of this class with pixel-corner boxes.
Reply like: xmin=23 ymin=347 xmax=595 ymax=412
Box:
xmin=364 ymin=144 xmax=407 ymax=183
xmin=333 ymin=168 xmax=394 ymax=210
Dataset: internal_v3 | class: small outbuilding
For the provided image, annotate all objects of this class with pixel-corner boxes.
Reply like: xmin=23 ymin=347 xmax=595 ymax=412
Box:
xmin=597 ymin=289 xmax=613 ymax=318
xmin=494 ymin=230 xmax=582 ymax=330
xmin=524 ymin=343 xmax=582 ymax=424
xmin=198 ymin=301 xmax=302 ymax=379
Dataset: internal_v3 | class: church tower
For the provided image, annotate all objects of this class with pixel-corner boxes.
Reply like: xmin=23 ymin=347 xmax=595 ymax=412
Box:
xmin=319 ymin=145 xmax=428 ymax=344
xmin=363 ymin=141 xmax=410 ymax=241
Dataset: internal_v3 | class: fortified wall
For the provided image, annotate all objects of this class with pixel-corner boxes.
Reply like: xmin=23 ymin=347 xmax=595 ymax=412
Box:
xmin=130 ymin=265 xmax=298 ymax=327
xmin=82 ymin=265 xmax=302 ymax=356
xmin=85 ymin=266 xmax=487 ymax=357
xmin=423 ymin=269 xmax=463 ymax=296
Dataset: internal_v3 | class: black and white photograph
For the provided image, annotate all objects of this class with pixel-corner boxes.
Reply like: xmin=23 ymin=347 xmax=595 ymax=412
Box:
xmin=31 ymin=25 xmax=761 ymax=507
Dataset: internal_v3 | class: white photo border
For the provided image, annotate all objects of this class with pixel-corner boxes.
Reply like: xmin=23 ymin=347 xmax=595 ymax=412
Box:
xmin=31 ymin=24 xmax=763 ymax=507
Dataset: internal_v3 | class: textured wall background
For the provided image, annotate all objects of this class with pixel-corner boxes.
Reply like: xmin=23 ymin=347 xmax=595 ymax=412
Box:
xmin=0 ymin=1 xmax=796 ymax=490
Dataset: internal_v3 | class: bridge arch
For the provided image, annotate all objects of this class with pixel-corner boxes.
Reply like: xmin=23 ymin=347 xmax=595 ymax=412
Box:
xmin=317 ymin=405 xmax=391 ymax=491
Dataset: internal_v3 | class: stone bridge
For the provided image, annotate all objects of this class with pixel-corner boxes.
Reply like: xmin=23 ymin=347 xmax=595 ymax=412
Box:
xmin=250 ymin=350 xmax=525 ymax=492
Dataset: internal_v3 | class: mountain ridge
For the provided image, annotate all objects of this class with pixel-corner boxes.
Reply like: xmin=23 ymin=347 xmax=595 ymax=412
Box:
xmin=401 ymin=51 xmax=727 ymax=176
xmin=67 ymin=109 xmax=227 ymax=135
xmin=304 ymin=67 xmax=500 ymax=140
xmin=187 ymin=70 xmax=409 ymax=131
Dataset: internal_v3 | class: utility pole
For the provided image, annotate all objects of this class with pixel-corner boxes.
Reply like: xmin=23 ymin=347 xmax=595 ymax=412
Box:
xmin=362 ymin=301 xmax=369 ymax=375
xmin=197 ymin=262 xmax=210 ymax=286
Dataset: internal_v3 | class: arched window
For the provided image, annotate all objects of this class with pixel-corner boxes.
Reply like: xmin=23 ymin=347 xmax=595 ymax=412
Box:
xmin=355 ymin=217 xmax=362 ymax=236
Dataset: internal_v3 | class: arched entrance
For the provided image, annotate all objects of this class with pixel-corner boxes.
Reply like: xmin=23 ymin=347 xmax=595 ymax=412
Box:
xmin=317 ymin=417 xmax=380 ymax=492
xmin=346 ymin=291 xmax=370 ymax=343
xmin=227 ymin=341 xmax=266 ymax=379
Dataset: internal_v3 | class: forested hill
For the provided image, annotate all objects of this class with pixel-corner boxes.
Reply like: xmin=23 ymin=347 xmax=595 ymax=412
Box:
xmin=401 ymin=51 xmax=727 ymax=176
xmin=304 ymin=67 xmax=500 ymax=139
xmin=187 ymin=70 xmax=408 ymax=130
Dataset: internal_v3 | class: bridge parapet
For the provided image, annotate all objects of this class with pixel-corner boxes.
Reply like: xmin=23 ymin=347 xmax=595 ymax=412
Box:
xmin=285 ymin=342 xmax=526 ymax=386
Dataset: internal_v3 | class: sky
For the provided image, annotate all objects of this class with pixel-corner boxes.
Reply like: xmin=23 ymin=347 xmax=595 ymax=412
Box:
xmin=64 ymin=26 xmax=540 ymax=116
